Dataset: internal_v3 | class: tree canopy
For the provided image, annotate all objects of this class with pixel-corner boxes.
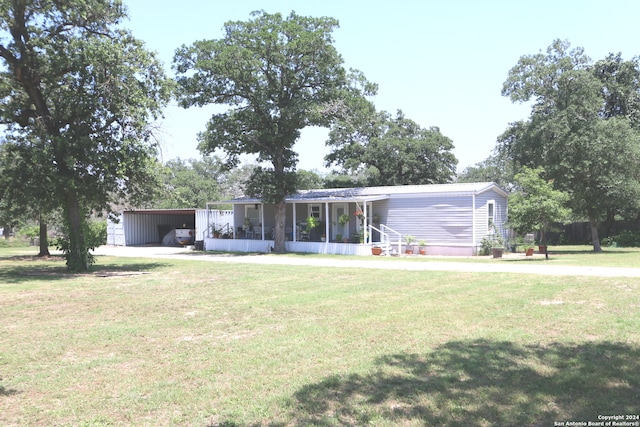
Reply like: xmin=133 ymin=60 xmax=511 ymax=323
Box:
xmin=457 ymin=151 xmax=515 ymax=191
xmin=156 ymin=157 xmax=225 ymax=209
xmin=499 ymin=40 xmax=640 ymax=251
xmin=0 ymin=0 xmax=172 ymax=270
xmin=173 ymin=10 xmax=375 ymax=252
xmin=507 ymin=166 xmax=572 ymax=245
xmin=326 ymin=109 xmax=457 ymax=186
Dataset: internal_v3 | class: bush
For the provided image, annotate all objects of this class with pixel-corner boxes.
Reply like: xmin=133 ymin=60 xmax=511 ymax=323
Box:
xmin=606 ymin=230 xmax=640 ymax=248
xmin=55 ymin=220 xmax=107 ymax=269
xmin=479 ymin=236 xmax=493 ymax=256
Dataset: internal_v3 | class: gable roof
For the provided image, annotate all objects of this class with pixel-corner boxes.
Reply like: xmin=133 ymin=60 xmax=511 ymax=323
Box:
xmin=223 ymin=182 xmax=507 ymax=204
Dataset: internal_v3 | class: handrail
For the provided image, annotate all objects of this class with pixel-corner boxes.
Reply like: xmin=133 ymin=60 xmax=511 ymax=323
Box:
xmin=210 ymin=222 xmax=231 ymax=238
xmin=369 ymin=224 xmax=402 ymax=255
xmin=381 ymin=224 xmax=402 ymax=254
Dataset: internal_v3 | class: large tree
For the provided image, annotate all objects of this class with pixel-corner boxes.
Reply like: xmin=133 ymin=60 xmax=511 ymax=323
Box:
xmin=155 ymin=157 xmax=225 ymax=209
xmin=0 ymin=0 xmax=171 ymax=270
xmin=507 ymin=166 xmax=572 ymax=246
xmin=174 ymin=10 xmax=375 ymax=252
xmin=499 ymin=40 xmax=640 ymax=252
xmin=457 ymin=151 xmax=516 ymax=191
xmin=0 ymin=137 xmax=57 ymax=255
xmin=326 ymin=109 xmax=457 ymax=186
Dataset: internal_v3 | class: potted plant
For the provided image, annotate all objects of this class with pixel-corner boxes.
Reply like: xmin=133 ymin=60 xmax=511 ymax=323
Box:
xmin=418 ymin=239 xmax=427 ymax=255
xmin=336 ymin=233 xmax=343 ymax=242
xmin=306 ymin=216 xmax=319 ymax=233
xmin=524 ymin=243 xmax=535 ymax=256
xmin=490 ymin=226 xmax=505 ymax=258
xmin=371 ymin=246 xmax=383 ymax=255
xmin=338 ymin=214 xmax=350 ymax=227
xmin=492 ymin=245 xmax=504 ymax=258
xmin=404 ymin=234 xmax=416 ymax=254
xmin=210 ymin=224 xmax=222 ymax=238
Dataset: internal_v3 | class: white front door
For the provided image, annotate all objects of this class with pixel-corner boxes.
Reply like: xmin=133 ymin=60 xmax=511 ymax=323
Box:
xmin=332 ymin=203 xmax=349 ymax=240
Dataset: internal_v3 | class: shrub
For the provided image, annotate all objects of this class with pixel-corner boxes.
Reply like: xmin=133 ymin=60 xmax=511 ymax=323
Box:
xmin=607 ymin=230 xmax=640 ymax=248
xmin=55 ymin=220 xmax=107 ymax=269
xmin=479 ymin=236 xmax=493 ymax=255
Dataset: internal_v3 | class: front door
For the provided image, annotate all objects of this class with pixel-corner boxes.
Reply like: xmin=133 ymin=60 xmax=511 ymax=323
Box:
xmin=332 ymin=203 xmax=349 ymax=241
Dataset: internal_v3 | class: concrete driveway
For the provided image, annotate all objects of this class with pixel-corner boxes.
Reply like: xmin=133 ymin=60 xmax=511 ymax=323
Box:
xmin=92 ymin=245 xmax=640 ymax=278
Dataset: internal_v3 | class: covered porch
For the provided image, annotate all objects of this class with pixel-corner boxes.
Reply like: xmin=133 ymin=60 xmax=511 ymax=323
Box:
xmin=204 ymin=190 xmax=397 ymax=255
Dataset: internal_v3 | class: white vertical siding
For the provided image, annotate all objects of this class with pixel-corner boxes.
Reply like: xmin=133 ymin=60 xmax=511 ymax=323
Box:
xmin=122 ymin=213 xmax=195 ymax=246
xmin=106 ymin=215 xmax=125 ymax=246
xmin=201 ymin=209 xmax=234 ymax=238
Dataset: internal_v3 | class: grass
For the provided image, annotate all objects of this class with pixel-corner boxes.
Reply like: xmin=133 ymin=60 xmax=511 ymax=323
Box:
xmin=1 ymin=247 xmax=639 ymax=426
xmin=203 ymin=244 xmax=640 ymax=268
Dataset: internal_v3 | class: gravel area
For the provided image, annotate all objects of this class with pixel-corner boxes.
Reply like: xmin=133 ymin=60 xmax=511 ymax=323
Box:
xmin=91 ymin=245 xmax=640 ymax=278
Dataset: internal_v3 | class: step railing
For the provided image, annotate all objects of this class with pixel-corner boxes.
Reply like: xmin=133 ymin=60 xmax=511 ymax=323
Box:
xmin=369 ymin=224 xmax=402 ymax=255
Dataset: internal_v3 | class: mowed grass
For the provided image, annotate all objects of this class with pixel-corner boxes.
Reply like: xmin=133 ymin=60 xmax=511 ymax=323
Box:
xmin=1 ymin=248 xmax=639 ymax=426
xmin=213 ymin=245 xmax=640 ymax=268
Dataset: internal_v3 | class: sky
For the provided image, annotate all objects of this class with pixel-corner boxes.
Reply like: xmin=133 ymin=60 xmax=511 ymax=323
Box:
xmin=124 ymin=0 xmax=640 ymax=173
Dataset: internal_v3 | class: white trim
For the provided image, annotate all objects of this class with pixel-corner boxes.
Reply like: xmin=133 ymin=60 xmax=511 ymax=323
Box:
xmin=472 ymin=194 xmax=476 ymax=252
xmin=487 ymin=199 xmax=496 ymax=231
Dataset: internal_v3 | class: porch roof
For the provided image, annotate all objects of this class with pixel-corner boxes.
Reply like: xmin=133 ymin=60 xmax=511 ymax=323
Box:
xmin=219 ymin=188 xmax=391 ymax=205
xmin=216 ymin=182 xmax=506 ymax=205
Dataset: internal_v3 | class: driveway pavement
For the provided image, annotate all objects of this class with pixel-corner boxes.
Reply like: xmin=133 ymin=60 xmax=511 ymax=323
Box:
xmin=92 ymin=245 xmax=640 ymax=278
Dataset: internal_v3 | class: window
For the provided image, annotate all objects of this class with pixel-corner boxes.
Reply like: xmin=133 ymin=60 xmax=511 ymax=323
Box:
xmin=487 ymin=200 xmax=495 ymax=231
xmin=308 ymin=204 xmax=322 ymax=220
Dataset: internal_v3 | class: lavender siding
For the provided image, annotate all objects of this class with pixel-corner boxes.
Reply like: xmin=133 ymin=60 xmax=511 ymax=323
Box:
xmin=384 ymin=194 xmax=474 ymax=245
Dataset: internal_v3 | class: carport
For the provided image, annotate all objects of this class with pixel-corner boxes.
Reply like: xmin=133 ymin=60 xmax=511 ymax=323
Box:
xmin=106 ymin=209 xmax=197 ymax=246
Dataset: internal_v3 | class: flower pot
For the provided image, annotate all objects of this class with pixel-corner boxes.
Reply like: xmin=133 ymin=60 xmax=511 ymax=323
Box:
xmin=538 ymin=245 xmax=547 ymax=255
xmin=419 ymin=249 xmax=426 ymax=255
xmin=491 ymin=247 xmax=503 ymax=258
xmin=405 ymin=250 xmax=413 ymax=255
xmin=525 ymin=248 xmax=534 ymax=256
xmin=371 ymin=247 xmax=383 ymax=255
xmin=343 ymin=238 xmax=350 ymax=243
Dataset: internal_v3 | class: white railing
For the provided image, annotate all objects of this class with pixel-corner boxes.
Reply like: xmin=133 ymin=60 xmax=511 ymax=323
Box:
xmin=369 ymin=224 xmax=403 ymax=255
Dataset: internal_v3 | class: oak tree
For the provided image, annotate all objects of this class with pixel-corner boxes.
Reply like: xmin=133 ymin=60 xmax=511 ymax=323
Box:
xmin=174 ymin=10 xmax=375 ymax=252
xmin=326 ymin=109 xmax=457 ymax=186
xmin=0 ymin=0 xmax=171 ymax=270
xmin=500 ymin=40 xmax=640 ymax=251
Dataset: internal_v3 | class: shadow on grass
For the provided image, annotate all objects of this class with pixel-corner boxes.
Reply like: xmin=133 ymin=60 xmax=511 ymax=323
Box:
xmin=0 ymin=385 xmax=19 ymax=396
xmin=0 ymin=260 xmax=170 ymax=284
xmin=278 ymin=340 xmax=640 ymax=426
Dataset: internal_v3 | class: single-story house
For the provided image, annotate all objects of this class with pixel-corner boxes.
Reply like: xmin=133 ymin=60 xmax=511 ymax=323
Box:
xmin=204 ymin=182 xmax=508 ymax=256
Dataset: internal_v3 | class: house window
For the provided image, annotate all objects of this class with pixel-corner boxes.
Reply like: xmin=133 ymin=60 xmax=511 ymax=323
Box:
xmin=487 ymin=200 xmax=495 ymax=231
xmin=308 ymin=204 xmax=322 ymax=220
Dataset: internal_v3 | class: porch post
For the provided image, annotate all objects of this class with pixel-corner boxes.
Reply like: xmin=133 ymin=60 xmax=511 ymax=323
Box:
xmin=363 ymin=200 xmax=368 ymax=243
xmin=260 ymin=203 xmax=265 ymax=240
xmin=325 ymin=202 xmax=330 ymax=243
xmin=292 ymin=202 xmax=297 ymax=242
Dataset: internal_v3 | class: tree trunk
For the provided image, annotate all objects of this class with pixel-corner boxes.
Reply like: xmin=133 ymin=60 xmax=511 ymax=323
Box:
xmin=37 ymin=217 xmax=50 ymax=257
xmin=65 ymin=191 xmax=89 ymax=271
xmin=589 ymin=217 xmax=602 ymax=253
xmin=273 ymin=201 xmax=287 ymax=253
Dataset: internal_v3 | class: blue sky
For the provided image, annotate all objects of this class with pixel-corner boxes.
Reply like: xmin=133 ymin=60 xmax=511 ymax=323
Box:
xmin=125 ymin=0 xmax=640 ymax=173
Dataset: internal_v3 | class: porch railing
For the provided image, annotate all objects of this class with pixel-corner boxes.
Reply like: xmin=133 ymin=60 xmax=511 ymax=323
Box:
xmin=369 ymin=224 xmax=402 ymax=255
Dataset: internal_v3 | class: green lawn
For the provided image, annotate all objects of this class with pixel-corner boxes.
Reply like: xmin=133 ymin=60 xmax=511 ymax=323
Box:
xmin=229 ymin=244 xmax=640 ymax=268
xmin=1 ymin=248 xmax=639 ymax=426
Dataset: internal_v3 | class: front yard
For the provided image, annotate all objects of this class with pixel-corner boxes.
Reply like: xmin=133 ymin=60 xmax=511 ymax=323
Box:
xmin=1 ymin=247 xmax=639 ymax=426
